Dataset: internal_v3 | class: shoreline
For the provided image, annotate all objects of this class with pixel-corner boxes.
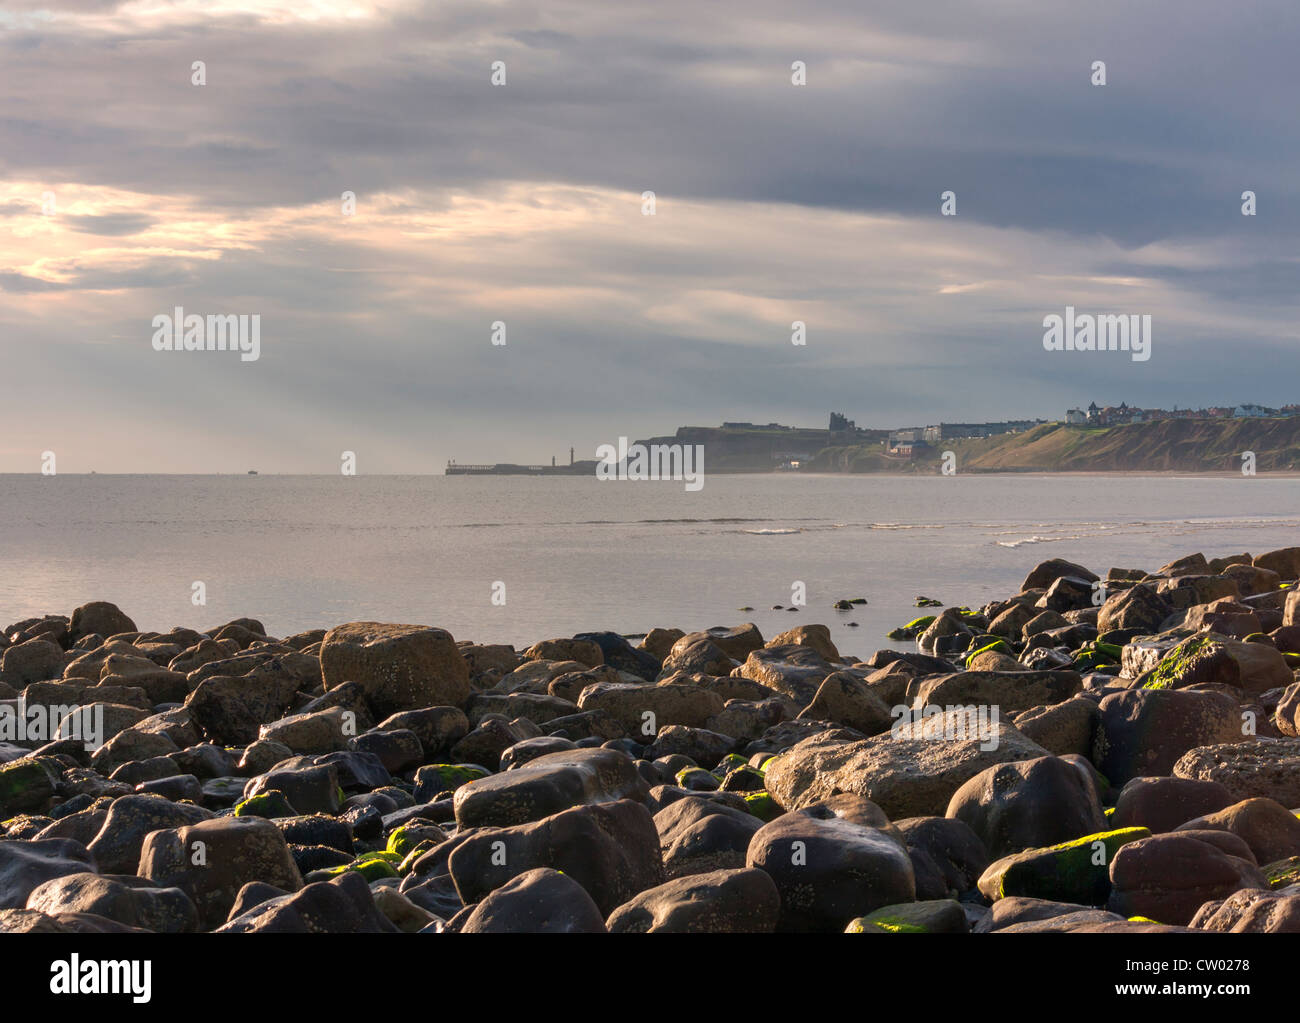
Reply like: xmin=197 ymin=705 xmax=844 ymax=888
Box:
xmin=2 ymin=546 xmax=1299 ymax=934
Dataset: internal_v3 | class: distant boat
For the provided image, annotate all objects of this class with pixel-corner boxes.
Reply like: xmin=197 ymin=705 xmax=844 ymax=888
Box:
xmin=247 ymin=470 xmax=258 ymax=475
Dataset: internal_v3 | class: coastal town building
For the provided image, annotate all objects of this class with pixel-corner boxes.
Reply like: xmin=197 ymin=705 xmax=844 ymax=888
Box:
xmin=1068 ymin=400 xmax=1299 ymax=426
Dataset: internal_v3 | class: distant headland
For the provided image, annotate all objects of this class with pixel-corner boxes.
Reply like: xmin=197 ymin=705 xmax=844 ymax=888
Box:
xmin=450 ymin=404 xmax=1300 ymax=476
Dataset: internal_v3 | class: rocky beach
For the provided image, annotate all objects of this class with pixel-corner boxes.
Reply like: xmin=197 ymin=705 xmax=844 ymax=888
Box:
xmin=3 ymin=547 xmax=1300 ymax=934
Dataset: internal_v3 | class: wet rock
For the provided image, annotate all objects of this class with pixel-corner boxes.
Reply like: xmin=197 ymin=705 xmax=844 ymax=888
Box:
xmin=86 ymin=794 xmax=213 ymax=874
xmin=242 ymin=762 xmax=341 ymax=816
xmin=1106 ymin=832 xmax=1267 ymax=925
xmin=845 ymin=899 xmax=968 ymax=934
xmin=746 ymin=800 xmax=915 ymax=931
xmin=1173 ymin=797 xmax=1300 ymax=864
xmin=448 ymin=800 xmax=664 ymax=915
xmin=606 ymin=867 xmax=779 ymax=933
xmin=1139 ymin=633 xmax=1292 ymax=694
xmin=894 ymin=817 xmax=990 ymax=899
xmin=453 ymin=747 xmax=650 ymax=828
xmin=0 ymin=838 xmax=97 ymax=909
xmin=1092 ymin=688 xmax=1245 ymax=787
xmin=217 ymin=870 xmax=397 ymax=933
xmin=654 ymin=796 xmax=764 ymax=878
xmin=947 ymin=755 xmax=1106 ymax=859
xmin=26 ymin=872 xmax=197 ymax=932
xmin=455 ymin=867 xmax=606 ymax=933
xmin=978 ymin=827 xmax=1150 ymax=904
xmin=0 ymin=758 xmax=60 ymax=816
xmin=1112 ymin=776 xmax=1236 ymax=833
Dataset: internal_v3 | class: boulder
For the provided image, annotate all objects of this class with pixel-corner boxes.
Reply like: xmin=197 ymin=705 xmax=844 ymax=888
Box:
xmin=1012 ymin=698 xmax=1099 ymax=757
xmin=320 ymin=622 xmax=470 ymax=717
xmin=1112 ymin=776 xmax=1236 ymax=833
xmin=977 ymin=827 xmax=1150 ymax=905
xmin=766 ymin=625 xmax=840 ymax=663
xmin=217 ymin=871 xmax=396 ymax=933
xmin=576 ymin=682 xmax=725 ymax=733
xmin=654 ymin=796 xmax=764 ymax=878
xmin=764 ymin=712 xmax=1051 ymax=819
xmin=1021 ymin=559 xmax=1098 ymax=592
xmin=894 ymin=816 xmax=990 ymax=899
xmin=0 ymin=839 xmax=97 ymax=910
xmin=523 ymin=638 xmax=604 ymax=668
xmin=1191 ymin=885 xmax=1300 ymax=932
xmin=1253 ymin=547 xmax=1300 ymax=581
xmin=68 ymin=602 xmax=136 ymax=643
xmin=795 ymin=671 xmax=893 ymax=735
xmin=138 ymin=815 xmax=304 ymax=930
xmin=258 ymin=707 xmax=350 ymax=755
xmin=946 ymin=755 xmax=1106 ymax=859
xmin=456 ymin=868 xmax=606 ymax=933
xmin=1174 ymin=797 xmax=1300 ymax=864
xmin=453 ymin=747 xmax=650 ymax=828
xmin=606 ymin=867 xmax=780 ymax=933
xmin=25 ymin=872 xmax=197 ymax=933
xmin=845 ymin=899 xmax=968 ymax=934
xmin=746 ymin=799 xmax=915 ymax=931
xmin=1096 ymin=584 xmax=1171 ymax=634
xmin=184 ymin=667 xmax=303 ymax=746
xmin=1092 ymin=688 xmax=1246 ymax=787
xmin=447 ymin=800 xmax=664 ymax=915
xmin=1139 ymin=633 xmax=1292 ymax=694
xmin=1107 ymin=832 xmax=1267 ymax=925
xmin=1173 ymin=738 xmax=1300 ymax=806
xmin=86 ymin=794 xmax=213 ymax=874
xmin=911 ymin=669 xmax=1081 ymax=716
xmin=735 ymin=646 xmax=835 ymax=704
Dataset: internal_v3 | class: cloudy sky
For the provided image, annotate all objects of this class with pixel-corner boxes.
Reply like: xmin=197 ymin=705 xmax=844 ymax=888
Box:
xmin=1 ymin=0 xmax=1297 ymax=472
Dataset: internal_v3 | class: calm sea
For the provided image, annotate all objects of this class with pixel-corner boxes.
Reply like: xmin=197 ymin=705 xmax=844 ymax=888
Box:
xmin=3 ymin=473 xmax=1298 ymax=657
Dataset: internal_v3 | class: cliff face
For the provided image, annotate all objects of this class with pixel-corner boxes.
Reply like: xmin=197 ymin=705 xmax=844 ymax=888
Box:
xmin=814 ymin=419 xmax=1300 ymax=473
xmin=634 ymin=425 xmax=888 ymax=471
